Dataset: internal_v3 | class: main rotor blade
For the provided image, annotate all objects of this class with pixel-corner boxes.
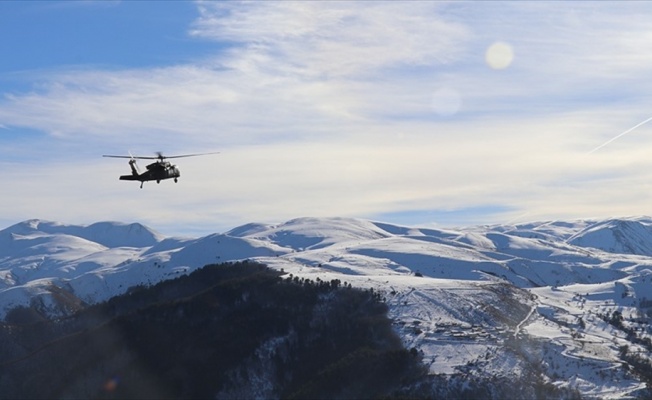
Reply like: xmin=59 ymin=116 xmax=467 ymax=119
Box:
xmin=103 ymin=155 xmax=160 ymax=160
xmin=103 ymin=151 xmax=219 ymax=160
xmin=162 ymin=152 xmax=220 ymax=159
xmin=103 ymin=155 xmax=133 ymax=159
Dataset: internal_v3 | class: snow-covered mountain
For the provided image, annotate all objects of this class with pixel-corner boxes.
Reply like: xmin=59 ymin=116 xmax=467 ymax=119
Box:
xmin=2 ymin=216 xmax=652 ymax=398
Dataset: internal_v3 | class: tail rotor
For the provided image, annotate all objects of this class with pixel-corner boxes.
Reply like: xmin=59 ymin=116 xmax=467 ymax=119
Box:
xmin=128 ymin=151 xmax=141 ymax=176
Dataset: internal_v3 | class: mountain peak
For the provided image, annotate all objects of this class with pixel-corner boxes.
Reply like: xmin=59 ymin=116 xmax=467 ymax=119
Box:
xmin=567 ymin=217 xmax=652 ymax=256
xmin=82 ymin=221 xmax=164 ymax=248
xmin=229 ymin=216 xmax=393 ymax=251
xmin=0 ymin=219 xmax=164 ymax=248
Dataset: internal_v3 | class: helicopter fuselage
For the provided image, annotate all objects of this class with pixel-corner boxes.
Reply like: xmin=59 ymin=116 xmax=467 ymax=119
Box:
xmin=119 ymin=160 xmax=180 ymax=187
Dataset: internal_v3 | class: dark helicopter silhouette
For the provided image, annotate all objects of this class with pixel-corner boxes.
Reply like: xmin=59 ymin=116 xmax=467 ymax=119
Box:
xmin=103 ymin=152 xmax=219 ymax=188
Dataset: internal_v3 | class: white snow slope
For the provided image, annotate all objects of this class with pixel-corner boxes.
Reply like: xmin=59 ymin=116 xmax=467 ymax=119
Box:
xmin=2 ymin=216 xmax=652 ymax=398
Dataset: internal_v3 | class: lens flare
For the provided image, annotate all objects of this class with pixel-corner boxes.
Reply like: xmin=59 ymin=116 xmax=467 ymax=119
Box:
xmin=485 ymin=41 xmax=514 ymax=70
xmin=103 ymin=376 xmax=120 ymax=392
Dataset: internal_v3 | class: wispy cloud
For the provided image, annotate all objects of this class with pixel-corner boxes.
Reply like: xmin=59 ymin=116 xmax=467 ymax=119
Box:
xmin=191 ymin=2 xmax=470 ymax=75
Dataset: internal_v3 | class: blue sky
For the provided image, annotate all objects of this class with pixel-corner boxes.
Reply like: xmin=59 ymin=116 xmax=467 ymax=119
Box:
xmin=0 ymin=2 xmax=211 ymax=73
xmin=2 ymin=1 xmax=652 ymax=236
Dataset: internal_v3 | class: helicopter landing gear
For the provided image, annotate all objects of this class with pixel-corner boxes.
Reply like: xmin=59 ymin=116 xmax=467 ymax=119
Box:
xmin=140 ymin=182 xmax=144 ymax=189
xmin=174 ymin=178 xmax=178 ymax=183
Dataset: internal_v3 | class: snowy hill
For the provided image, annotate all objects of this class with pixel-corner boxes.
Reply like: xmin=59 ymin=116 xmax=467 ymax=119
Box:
xmin=567 ymin=217 xmax=652 ymax=256
xmin=1 ymin=216 xmax=652 ymax=398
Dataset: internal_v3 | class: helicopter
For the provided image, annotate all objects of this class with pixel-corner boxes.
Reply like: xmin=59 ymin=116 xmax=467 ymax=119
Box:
xmin=102 ymin=152 xmax=219 ymax=188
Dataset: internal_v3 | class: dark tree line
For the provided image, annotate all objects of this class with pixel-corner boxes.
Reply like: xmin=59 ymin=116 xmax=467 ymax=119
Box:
xmin=0 ymin=261 xmax=427 ymax=399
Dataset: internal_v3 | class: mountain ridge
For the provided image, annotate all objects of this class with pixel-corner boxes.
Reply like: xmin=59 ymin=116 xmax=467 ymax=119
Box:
xmin=0 ymin=219 xmax=163 ymax=250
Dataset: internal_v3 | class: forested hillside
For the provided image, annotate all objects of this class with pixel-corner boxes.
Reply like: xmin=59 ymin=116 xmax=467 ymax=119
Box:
xmin=0 ymin=261 xmax=427 ymax=399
